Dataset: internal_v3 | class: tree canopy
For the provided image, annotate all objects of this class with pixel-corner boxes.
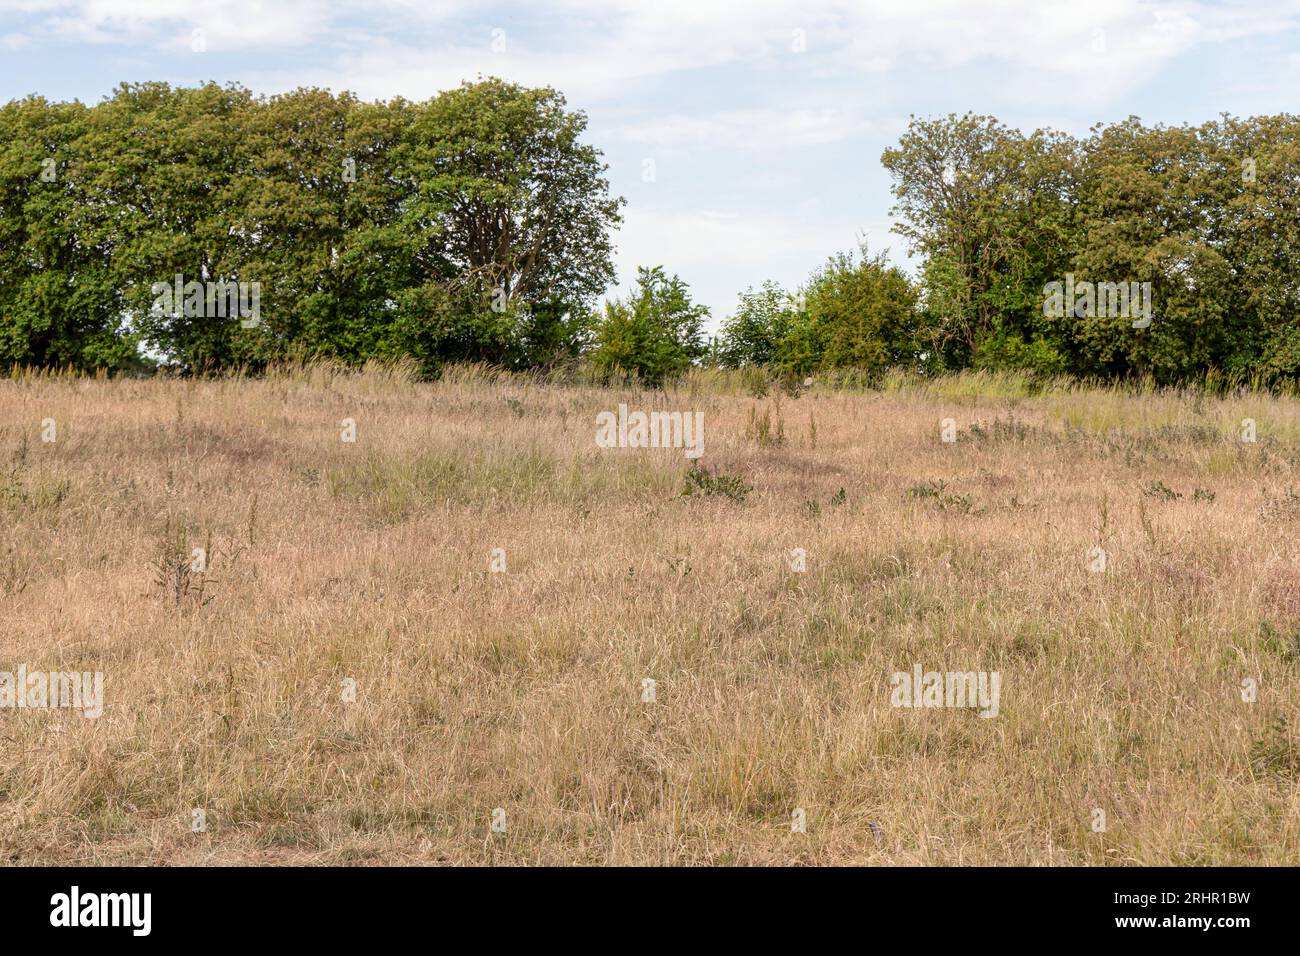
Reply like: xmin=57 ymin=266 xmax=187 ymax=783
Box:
xmin=3 ymin=87 xmax=1299 ymax=388
xmin=0 ymin=78 xmax=624 ymax=374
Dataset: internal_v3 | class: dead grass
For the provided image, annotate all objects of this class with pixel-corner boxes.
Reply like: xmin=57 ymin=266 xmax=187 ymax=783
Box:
xmin=0 ymin=365 xmax=1297 ymax=865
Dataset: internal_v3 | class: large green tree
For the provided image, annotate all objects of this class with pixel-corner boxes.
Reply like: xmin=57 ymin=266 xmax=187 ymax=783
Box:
xmin=394 ymin=78 xmax=624 ymax=370
xmin=0 ymin=96 xmax=138 ymax=369
xmin=881 ymin=113 xmax=1077 ymax=374
xmin=882 ymin=111 xmax=1300 ymax=384
xmin=0 ymin=78 xmax=624 ymax=374
xmin=92 ymin=82 xmax=259 ymax=370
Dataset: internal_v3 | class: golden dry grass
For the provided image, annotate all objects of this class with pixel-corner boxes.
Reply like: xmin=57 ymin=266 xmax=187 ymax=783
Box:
xmin=1 ymin=364 xmax=1298 ymax=865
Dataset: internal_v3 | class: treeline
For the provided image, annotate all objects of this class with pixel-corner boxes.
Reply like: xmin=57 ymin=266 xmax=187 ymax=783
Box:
xmin=2 ymin=83 xmax=1298 ymax=385
xmin=0 ymin=78 xmax=622 ymax=374
xmin=716 ymin=112 xmax=1300 ymax=385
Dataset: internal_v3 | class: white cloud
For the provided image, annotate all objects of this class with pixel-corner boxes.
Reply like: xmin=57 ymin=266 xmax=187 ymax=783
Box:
xmin=1 ymin=0 xmax=366 ymax=50
xmin=263 ymin=2 xmax=1298 ymax=109
xmin=617 ymin=109 xmax=897 ymax=150
xmin=3 ymin=1 xmax=1297 ymax=106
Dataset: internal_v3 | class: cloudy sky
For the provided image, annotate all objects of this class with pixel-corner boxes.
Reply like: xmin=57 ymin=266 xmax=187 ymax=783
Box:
xmin=2 ymin=0 xmax=1299 ymax=328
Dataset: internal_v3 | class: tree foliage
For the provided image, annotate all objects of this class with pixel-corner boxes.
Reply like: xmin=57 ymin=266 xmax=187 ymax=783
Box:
xmin=6 ymin=87 xmax=1300 ymax=387
xmin=882 ymin=111 xmax=1300 ymax=384
xmin=589 ymin=266 xmax=708 ymax=386
xmin=0 ymin=79 xmax=623 ymax=374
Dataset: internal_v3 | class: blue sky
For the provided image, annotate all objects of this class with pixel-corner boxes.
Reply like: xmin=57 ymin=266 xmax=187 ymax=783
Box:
xmin=2 ymin=0 xmax=1299 ymax=330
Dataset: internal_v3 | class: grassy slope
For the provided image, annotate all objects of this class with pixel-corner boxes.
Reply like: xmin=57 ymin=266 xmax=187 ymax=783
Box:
xmin=1 ymin=364 xmax=1298 ymax=864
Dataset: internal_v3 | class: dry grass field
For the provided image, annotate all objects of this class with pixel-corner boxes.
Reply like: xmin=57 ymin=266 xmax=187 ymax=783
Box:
xmin=1 ymin=363 xmax=1299 ymax=865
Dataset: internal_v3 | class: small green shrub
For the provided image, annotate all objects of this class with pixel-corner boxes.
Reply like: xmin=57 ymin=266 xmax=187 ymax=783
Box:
xmin=1250 ymin=716 xmax=1300 ymax=779
xmin=682 ymin=464 xmax=751 ymax=502
xmin=1142 ymin=479 xmax=1182 ymax=501
xmin=905 ymin=479 xmax=973 ymax=513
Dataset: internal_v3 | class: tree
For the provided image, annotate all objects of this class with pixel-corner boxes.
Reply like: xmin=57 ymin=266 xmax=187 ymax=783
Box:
xmin=807 ymin=246 xmax=921 ymax=372
xmin=715 ymin=281 xmax=804 ymax=368
xmin=98 ymin=82 xmax=264 ymax=371
xmin=881 ymin=113 xmax=1077 ymax=373
xmin=1221 ymin=114 xmax=1300 ymax=380
xmin=589 ymin=266 xmax=708 ymax=385
xmin=0 ymin=95 xmax=139 ymax=369
xmin=395 ymin=78 xmax=624 ymax=366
